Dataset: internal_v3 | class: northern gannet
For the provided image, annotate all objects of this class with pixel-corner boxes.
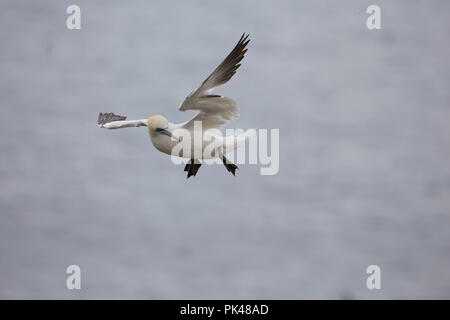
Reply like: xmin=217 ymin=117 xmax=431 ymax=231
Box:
xmin=98 ymin=33 xmax=254 ymax=178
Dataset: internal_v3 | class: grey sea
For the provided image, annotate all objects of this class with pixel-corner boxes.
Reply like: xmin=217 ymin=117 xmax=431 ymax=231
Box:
xmin=0 ymin=0 xmax=449 ymax=299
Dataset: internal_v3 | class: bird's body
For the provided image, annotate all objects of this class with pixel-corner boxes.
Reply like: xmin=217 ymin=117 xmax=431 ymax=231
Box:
xmin=98 ymin=34 xmax=253 ymax=178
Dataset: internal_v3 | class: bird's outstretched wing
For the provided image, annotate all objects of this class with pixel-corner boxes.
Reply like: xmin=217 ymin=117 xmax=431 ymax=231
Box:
xmin=181 ymin=96 xmax=239 ymax=131
xmin=98 ymin=112 xmax=147 ymax=129
xmin=179 ymin=33 xmax=250 ymax=130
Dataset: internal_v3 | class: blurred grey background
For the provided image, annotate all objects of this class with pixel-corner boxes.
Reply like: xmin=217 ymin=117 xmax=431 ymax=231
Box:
xmin=1 ymin=0 xmax=449 ymax=299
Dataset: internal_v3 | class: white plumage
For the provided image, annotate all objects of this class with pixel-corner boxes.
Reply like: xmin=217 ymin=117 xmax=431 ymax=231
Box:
xmin=98 ymin=34 xmax=254 ymax=178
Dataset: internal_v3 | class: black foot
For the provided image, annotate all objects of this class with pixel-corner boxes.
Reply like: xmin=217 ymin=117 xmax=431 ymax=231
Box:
xmin=185 ymin=159 xmax=201 ymax=178
xmin=222 ymin=156 xmax=238 ymax=176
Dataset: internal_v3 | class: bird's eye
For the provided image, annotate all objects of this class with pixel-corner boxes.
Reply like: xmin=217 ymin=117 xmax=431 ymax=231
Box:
xmin=155 ymin=128 xmax=163 ymax=132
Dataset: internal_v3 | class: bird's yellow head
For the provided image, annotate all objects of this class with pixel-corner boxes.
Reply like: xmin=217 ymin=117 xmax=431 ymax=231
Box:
xmin=147 ymin=115 xmax=168 ymax=132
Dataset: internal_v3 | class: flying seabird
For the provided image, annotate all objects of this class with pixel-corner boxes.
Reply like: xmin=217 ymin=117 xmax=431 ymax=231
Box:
xmin=98 ymin=33 xmax=254 ymax=178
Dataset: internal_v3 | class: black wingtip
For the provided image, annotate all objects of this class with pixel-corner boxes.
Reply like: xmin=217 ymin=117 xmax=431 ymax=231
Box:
xmin=239 ymin=33 xmax=250 ymax=45
xmin=98 ymin=112 xmax=127 ymax=126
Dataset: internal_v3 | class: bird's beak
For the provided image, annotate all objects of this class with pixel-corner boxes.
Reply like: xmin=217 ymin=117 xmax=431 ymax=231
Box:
xmin=158 ymin=128 xmax=181 ymax=142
